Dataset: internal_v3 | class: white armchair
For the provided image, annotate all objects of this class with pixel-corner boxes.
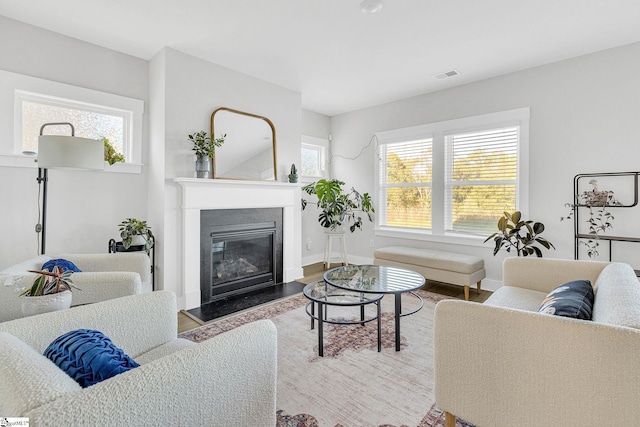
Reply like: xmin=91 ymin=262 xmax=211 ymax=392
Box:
xmin=0 ymin=252 xmax=151 ymax=322
xmin=0 ymin=290 xmax=278 ymax=426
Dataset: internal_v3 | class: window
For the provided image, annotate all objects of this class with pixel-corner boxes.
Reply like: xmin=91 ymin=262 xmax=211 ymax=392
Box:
xmin=19 ymin=92 xmax=129 ymax=157
xmin=376 ymin=108 xmax=529 ymax=244
xmin=301 ymin=135 xmax=328 ymax=180
xmin=0 ymin=69 xmax=144 ymax=172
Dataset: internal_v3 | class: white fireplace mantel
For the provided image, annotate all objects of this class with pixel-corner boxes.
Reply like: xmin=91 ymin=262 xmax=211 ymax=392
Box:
xmin=174 ymin=178 xmax=304 ymax=310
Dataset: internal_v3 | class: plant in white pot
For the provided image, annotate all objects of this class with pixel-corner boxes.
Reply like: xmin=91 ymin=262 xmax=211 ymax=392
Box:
xmin=188 ymin=131 xmax=226 ymax=178
xmin=118 ymin=218 xmax=154 ymax=252
xmin=302 ymin=179 xmax=375 ymax=233
xmin=20 ymin=267 xmax=78 ymax=317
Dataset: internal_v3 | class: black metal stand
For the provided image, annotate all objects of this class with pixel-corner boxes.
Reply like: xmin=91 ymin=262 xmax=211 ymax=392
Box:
xmin=108 ymin=237 xmax=155 ymax=290
xmin=36 ymin=167 xmax=48 ymax=254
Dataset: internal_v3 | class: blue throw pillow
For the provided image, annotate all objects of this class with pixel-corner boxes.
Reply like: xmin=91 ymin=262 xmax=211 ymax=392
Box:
xmin=538 ymin=280 xmax=594 ymax=320
xmin=42 ymin=258 xmax=82 ymax=273
xmin=44 ymin=329 xmax=139 ymax=388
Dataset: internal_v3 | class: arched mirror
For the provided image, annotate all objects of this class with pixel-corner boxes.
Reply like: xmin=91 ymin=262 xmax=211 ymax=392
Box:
xmin=210 ymin=107 xmax=277 ymax=181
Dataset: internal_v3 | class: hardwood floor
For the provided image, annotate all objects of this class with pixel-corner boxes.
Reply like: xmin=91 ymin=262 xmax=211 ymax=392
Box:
xmin=176 ymin=263 xmax=492 ymax=333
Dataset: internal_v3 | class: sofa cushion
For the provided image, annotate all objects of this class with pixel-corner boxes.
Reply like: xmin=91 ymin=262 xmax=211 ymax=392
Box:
xmin=134 ymin=338 xmax=197 ymax=365
xmin=538 ymin=280 xmax=594 ymax=320
xmin=593 ymin=263 xmax=640 ymax=329
xmin=41 ymin=258 xmax=82 ymax=273
xmin=44 ymin=329 xmax=139 ymax=387
xmin=483 ymin=286 xmax=548 ymax=311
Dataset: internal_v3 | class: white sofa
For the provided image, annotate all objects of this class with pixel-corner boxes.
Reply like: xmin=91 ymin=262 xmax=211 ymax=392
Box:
xmin=434 ymin=257 xmax=640 ymax=427
xmin=0 ymin=253 xmax=151 ymax=322
xmin=0 ymin=290 xmax=278 ymax=426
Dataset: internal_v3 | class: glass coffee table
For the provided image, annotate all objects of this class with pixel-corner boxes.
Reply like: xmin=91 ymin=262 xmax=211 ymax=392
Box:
xmin=303 ymin=280 xmax=383 ymax=357
xmin=323 ymin=264 xmax=425 ymax=351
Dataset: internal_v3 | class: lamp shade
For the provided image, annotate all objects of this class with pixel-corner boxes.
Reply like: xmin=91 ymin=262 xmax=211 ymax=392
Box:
xmin=37 ymin=135 xmax=104 ymax=170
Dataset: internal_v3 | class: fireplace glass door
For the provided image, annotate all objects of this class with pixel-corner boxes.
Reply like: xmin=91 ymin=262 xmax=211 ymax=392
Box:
xmin=209 ymin=222 xmax=276 ymax=299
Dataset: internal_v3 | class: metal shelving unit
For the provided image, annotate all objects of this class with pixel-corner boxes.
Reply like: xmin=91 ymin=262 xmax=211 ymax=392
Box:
xmin=572 ymin=172 xmax=640 ymax=270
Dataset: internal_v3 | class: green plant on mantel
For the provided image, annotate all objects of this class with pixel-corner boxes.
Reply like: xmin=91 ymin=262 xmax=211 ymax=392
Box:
xmin=485 ymin=211 xmax=555 ymax=257
xmin=561 ymin=179 xmax=621 ymax=258
xmin=301 ymin=179 xmax=374 ymax=233
xmin=188 ymin=131 xmax=226 ymax=158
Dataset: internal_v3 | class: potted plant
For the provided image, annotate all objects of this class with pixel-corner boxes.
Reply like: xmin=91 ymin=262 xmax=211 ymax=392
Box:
xmin=188 ymin=131 xmax=226 ymax=178
xmin=302 ymin=179 xmax=374 ymax=233
xmin=561 ymin=179 xmax=621 ymax=258
xmin=20 ymin=267 xmax=78 ymax=317
xmin=288 ymin=164 xmax=298 ymax=183
xmin=117 ymin=218 xmax=154 ymax=252
xmin=104 ymin=138 xmax=125 ymax=165
xmin=484 ymin=211 xmax=555 ymax=257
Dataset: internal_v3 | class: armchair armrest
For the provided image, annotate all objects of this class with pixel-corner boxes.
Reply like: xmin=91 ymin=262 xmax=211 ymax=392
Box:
xmin=434 ymin=300 xmax=640 ymax=426
xmin=70 ymin=272 xmax=141 ymax=306
xmin=24 ymin=320 xmax=278 ymax=427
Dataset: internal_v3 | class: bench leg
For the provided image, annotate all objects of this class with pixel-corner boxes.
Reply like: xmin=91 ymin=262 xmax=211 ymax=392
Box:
xmin=477 ymin=280 xmax=482 ymax=294
xmin=464 ymin=285 xmax=470 ymax=301
xmin=445 ymin=412 xmax=456 ymax=427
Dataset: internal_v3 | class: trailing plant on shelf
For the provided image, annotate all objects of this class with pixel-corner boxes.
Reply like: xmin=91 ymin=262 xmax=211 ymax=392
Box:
xmin=484 ymin=211 xmax=555 ymax=257
xmin=104 ymin=138 xmax=125 ymax=165
xmin=119 ymin=218 xmax=154 ymax=251
xmin=561 ymin=179 xmax=622 ymax=258
xmin=301 ymin=179 xmax=374 ymax=232
xmin=20 ymin=267 xmax=79 ymax=297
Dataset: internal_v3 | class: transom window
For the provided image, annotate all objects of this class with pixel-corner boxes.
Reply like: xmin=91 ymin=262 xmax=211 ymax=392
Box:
xmin=376 ymin=108 xmax=529 ymax=243
xmin=18 ymin=90 xmax=132 ymax=160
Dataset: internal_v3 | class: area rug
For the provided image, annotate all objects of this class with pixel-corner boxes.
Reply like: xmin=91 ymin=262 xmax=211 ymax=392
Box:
xmin=179 ymin=290 xmax=474 ymax=427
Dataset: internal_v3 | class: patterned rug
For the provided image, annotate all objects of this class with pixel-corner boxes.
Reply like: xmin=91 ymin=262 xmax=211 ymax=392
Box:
xmin=179 ymin=290 xmax=474 ymax=427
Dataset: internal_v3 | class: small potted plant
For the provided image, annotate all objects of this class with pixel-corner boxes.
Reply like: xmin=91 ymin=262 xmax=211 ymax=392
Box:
xmin=288 ymin=164 xmax=298 ymax=183
xmin=20 ymin=267 xmax=79 ymax=317
xmin=302 ymin=179 xmax=374 ymax=233
xmin=117 ymin=218 xmax=154 ymax=252
xmin=188 ymin=131 xmax=226 ymax=178
xmin=484 ymin=211 xmax=555 ymax=257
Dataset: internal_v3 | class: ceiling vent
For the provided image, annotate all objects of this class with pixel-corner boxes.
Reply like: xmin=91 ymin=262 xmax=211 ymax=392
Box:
xmin=434 ymin=70 xmax=460 ymax=80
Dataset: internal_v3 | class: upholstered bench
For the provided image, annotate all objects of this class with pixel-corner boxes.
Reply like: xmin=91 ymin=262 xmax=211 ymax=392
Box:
xmin=373 ymin=246 xmax=486 ymax=300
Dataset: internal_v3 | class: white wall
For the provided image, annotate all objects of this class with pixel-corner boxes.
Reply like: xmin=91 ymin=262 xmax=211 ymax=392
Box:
xmin=150 ymin=48 xmax=302 ymax=307
xmin=0 ymin=16 xmax=149 ymax=269
xmin=330 ymin=42 xmax=640 ymax=288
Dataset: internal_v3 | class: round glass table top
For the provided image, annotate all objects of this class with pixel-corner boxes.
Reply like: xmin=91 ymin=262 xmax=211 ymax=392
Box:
xmin=323 ymin=265 xmax=425 ymax=294
xmin=303 ymin=280 xmax=383 ymax=305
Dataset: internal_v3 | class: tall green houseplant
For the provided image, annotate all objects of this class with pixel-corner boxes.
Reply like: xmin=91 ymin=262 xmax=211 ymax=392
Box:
xmin=484 ymin=211 xmax=555 ymax=257
xmin=302 ymin=179 xmax=374 ymax=232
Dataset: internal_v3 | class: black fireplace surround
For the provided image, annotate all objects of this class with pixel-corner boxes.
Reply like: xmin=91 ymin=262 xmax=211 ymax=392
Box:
xmin=200 ymin=208 xmax=283 ymax=304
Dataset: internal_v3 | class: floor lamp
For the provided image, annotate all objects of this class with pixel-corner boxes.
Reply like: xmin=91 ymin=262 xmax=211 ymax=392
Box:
xmin=36 ymin=122 xmax=104 ymax=254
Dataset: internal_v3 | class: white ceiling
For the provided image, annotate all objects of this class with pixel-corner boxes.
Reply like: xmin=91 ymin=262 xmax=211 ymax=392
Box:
xmin=2 ymin=0 xmax=640 ymax=116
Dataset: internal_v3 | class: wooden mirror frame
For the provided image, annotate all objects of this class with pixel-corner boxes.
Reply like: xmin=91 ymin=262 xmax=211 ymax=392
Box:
xmin=210 ymin=107 xmax=278 ymax=181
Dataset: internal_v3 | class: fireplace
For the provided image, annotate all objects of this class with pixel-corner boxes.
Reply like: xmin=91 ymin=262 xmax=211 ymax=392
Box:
xmin=201 ymin=208 xmax=283 ymax=303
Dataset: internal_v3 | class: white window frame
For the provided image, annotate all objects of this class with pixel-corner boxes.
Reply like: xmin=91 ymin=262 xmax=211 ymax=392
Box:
xmin=0 ymin=69 xmax=144 ymax=173
xmin=300 ymin=135 xmax=329 ymax=182
xmin=374 ymin=108 xmax=530 ymax=246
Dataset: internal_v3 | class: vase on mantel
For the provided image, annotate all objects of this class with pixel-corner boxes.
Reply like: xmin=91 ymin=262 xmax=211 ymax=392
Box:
xmin=195 ymin=155 xmax=211 ymax=179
